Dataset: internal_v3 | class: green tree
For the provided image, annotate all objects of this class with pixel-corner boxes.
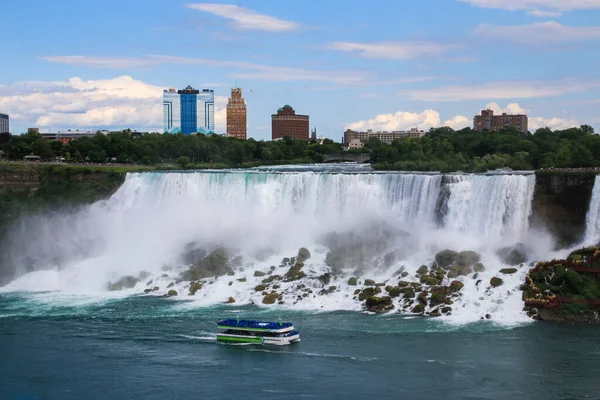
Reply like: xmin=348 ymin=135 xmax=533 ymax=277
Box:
xmin=176 ymin=155 xmax=190 ymax=168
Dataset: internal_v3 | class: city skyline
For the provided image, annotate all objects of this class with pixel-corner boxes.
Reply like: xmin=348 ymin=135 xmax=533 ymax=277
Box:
xmin=1 ymin=1 xmax=599 ymax=139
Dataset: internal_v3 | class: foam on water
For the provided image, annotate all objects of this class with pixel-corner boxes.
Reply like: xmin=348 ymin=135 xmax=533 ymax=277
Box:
xmin=0 ymin=168 xmax=552 ymax=325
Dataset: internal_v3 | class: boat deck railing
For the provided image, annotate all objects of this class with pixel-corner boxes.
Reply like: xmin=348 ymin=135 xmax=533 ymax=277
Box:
xmin=217 ymin=319 xmax=293 ymax=330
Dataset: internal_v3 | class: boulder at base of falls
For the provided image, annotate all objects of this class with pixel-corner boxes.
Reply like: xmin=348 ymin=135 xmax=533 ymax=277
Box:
xmin=449 ymin=280 xmax=464 ymax=292
xmin=358 ymin=287 xmax=376 ymax=301
xmin=226 ymin=297 xmax=236 ymax=304
xmin=254 ymin=271 xmax=267 ymax=277
xmin=181 ymin=242 xmax=207 ymax=265
xmin=411 ymin=303 xmax=425 ymax=314
xmin=263 ymin=292 xmax=279 ymax=305
xmin=435 ymin=250 xmax=459 ymax=269
xmin=180 ymin=248 xmax=232 ymax=281
xmin=348 ymin=277 xmax=358 ymax=286
xmin=189 ymin=282 xmax=203 ymax=295
xmin=364 ymin=279 xmax=376 ymax=286
xmin=473 ymin=263 xmax=486 ymax=273
xmin=385 ymin=286 xmax=402 ymax=297
xmin=365 ymin=296 xmax=394 ymax=313
xmin=167 ymin=289 xmax=178 ymax=297
xmin=497 ymin=243 xmax=528 ymax=266
xmin=447 ymin=264 xmax=473 ymax=279
xmin=108 ymin=276 xmax=139 ymax=291
xmin=318 ymin=273 xmax=331 ymax=286
xmin=490 ymin=277 xmax=504 ymax=287
xmin=416 ymin=265 xmax=429 ymax=275
xmin=284 ymin=263 xmax=307 ymax=282
xmin=297 ymin=248 xmax=311 ymax=262
xmin=499 ymin=268 xmax=518 ymax=275
xmin=458 ymin=251 xmax=481 ymax=267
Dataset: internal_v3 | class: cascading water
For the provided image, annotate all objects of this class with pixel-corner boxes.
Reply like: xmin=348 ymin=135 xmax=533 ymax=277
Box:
xmin=584 ymin=175 xmax=600 ymax=245
xmin=0 ymin=167 xmax=546 ymax=324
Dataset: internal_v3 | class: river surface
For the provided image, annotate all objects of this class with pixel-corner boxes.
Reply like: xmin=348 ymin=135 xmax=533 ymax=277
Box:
xmin=1 ymin=165 xmax=599 ymax=399
xmin=1 ymin=294 xmax=599 ymax=400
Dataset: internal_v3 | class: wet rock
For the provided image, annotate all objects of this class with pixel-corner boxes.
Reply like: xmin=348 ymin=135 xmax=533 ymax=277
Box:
xmin=237 ymin=277 xmax=247 ymax=283
xmin=420 ymin=275 xmax=439 ymax=286
xmin=358 ymin=287 xmax=376 ymax=301
xmin=458 ymin=251 xmax=481 ymax=267
xmin=189 ymin=282 xmax=203 ymax=295
xmin=153 ymin=286 xmax=159 ymax=291
xmin=328 ymin=286 xmax=337 ymax=293
xmin=401 ymin=271 xmax=409 ymax=278
xmin=108 ymin=276 xmax=139 ymax=291
xmin=398 ymin=281 xmax=410 ymax=287
xmin=167 ymin=282 xmax=175 ymax=288
xmin=499 ymin=268 xmax=518 ymax=275
xmin=272 ymin=284 xmax=280 ymax=290
xmin=364 ymin=279 xmax=376 ymax=287
xmin=447 ymin=264 xmax=473 ymax=279
xmin=441 ymin=306 xmax=452 ymax=315
xmin=428 ymin=309 xmax=441 ymax=317
xmin=297 ymin=248 xmax=311 ymax=262
xmin=416 ymin=265 xmax=429 ymax=275
xmin=284 ymin=263 xmax=307 ymax=281
xmin=263 ymin=292 xmax=279 ymax=304
xmin=255 ymin=284 xmax=267 ymax=292
xmin=490 ymin=277 xmax=504 ymax=287
xmin=318 ymin=273 xmax=331 ymax=286
xmin=348 ymin=277 xmax=358 ymax=286
xmin=365 ymin=296 xmax=394 ymax=313
xmin=400 ymin=287 xmax=415 ymax=299
xmin=181 ymin=242 xmax=207 ymax=265
xmin=167 ymin=289 xmax=178 ymax=297
xmin=262 ymin=275 xmax=282 ymax=284
xmin=417 ymin=291 xmax=429 ymax=305
xmin=411 ymin=304 xmax=425 ymax=314
xmin=254 ymin=271 xmax=267 ymax=277
xmin=473 ymin=263 xmax=485 ymax=272
xmin=226 ymin=297 xmax=236 ymax=304
xmin=449 ymin=280 xmax=464 ymax=292
xmin=143 ymin=288 xmax=152 ymax=293
xmin=497 ymin=243 xmax=527 ymax=266
xmin=485 ymin=314 xmax=491 ymax=320
xmin=386 ymin=286 xmax=402 ymax=297
xmin=435 ymin=250 xmax=459 ymax=268
xmin=375 ymin=287 xmax=382 ymax=295
xmin=354 ymin=289 xmax=361 ymax=295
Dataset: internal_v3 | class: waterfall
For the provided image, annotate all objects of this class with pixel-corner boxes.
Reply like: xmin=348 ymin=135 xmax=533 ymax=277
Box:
xmin=584 ymin=175 xmax=600 ymax=245
xmin=1 ymin=169 xmax=541 ymax=323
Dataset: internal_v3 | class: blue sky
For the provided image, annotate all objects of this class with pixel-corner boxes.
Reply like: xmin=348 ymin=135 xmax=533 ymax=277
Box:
xmin=1 ymin=0 xmax=600 ymax=140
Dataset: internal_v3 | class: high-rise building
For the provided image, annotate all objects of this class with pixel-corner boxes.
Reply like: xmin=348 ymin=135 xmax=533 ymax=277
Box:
xmin=226 ymin=88 xmax=247 ymax=139
xmin=163 ymin=86 xmax=215 ymax=135
xmin=271 ymin=105 xmax=309 ymax=141
xmin=473 ymin=109 xmax=528 ymax=133
xmin=0 ymin=113 xmax=8 ymax=133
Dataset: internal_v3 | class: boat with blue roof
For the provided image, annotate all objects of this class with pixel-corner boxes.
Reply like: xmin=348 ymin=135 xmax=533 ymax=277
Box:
xmin=216 ymin=318 xmax=300 ymax=345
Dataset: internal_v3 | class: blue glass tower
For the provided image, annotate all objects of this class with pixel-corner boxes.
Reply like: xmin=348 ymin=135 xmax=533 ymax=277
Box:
xmin=163 ymin=86 xmax=215 ymax=135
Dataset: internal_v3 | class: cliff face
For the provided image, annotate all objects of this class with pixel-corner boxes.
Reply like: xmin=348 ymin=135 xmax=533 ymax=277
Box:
xmin=532 ymin=172 xmax=597 ymax=249
xmin=0 ymin=164 xmax=126 ymax=232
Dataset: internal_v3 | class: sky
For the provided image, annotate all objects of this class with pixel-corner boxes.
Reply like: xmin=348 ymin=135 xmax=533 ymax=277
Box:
xmin=1 ymin=0 xmax=600 ymax=140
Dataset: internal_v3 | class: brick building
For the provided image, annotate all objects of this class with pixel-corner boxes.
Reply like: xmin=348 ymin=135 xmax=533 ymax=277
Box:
xmin=473 ymin=109 xmax=528 ymax=133
xmin=271 ymin=105 xmax=309 ymax=141
xmin=226 ymin=88 xmax=247 ymax=139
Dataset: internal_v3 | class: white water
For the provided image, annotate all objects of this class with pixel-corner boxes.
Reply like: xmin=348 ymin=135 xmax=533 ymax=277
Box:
xmin=1 ymin=168 xmax=549 ymax=324
xmin=584 ymin=175 xmax=600 ymax=245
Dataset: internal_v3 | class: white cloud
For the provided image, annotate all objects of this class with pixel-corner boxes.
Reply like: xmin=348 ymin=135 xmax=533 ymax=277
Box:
xmin=475 ymin=21 xmax=600 ymax=45
xmin=528 ymin=9 xmax=563 ymax=17
xmin=328 ymin=41 xmax=461 ymax=60
xmin=43 ymin=55 xmax=372 ymax=85
xmin=458 ymin=0 xmax=600 ymax=15
xmin=484 ymin=102 xmax=529 ymax=115
xmin=185 ymin=3 xmax=299 ymax=32
xmin=406 ymin=79 xmax=598 ymax=101
xmin=530 ymin=116 xmax=581 ymax=130
xmin=443 ymin=115 xmax=471 ymax=130
xmin=0 ymin=76 xmax=228 ymax=132
xmin=346 ymin=110 xmax=442 ymax=131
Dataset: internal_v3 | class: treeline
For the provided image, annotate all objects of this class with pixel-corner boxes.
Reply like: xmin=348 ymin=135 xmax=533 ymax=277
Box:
xmin=0 ymin=130 xmax=343 ymax=167
xmin=368 ymin=125 xmax=598 ymax=172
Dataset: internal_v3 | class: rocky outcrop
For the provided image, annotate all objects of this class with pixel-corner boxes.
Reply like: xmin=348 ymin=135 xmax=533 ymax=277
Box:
xmin=490 ymin=277 xmax=504 ymax=287
xmin=435 ymin=250 xmax=458 ymax=268
xmin=180 ymin=248 xmax=232 ymax=281
xmin=166 ymin=289 xmax=178 ymax=297
xmin=497 ymin=244 xmax=527 ymax=266
xmin=262 ymin=292 xmax=279 ymax=305
xmin=365 ymin=296 xmax=393 ymax=313
xmin=108 ymin=276 xmax=138 ymax=291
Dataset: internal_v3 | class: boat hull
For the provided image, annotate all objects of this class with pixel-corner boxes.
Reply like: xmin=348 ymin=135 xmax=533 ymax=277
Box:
xmin=217 ymin=333 xmax=300 ymax=346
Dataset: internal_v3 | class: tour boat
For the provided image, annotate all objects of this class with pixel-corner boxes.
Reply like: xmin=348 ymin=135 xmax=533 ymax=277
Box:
xmin=216 ymin=319 xmax=301 ymax=345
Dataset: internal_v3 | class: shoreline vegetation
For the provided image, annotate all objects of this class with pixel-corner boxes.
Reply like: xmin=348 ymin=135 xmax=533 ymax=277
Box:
xmin=0 ymin=124 xmax=598 ymax=173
